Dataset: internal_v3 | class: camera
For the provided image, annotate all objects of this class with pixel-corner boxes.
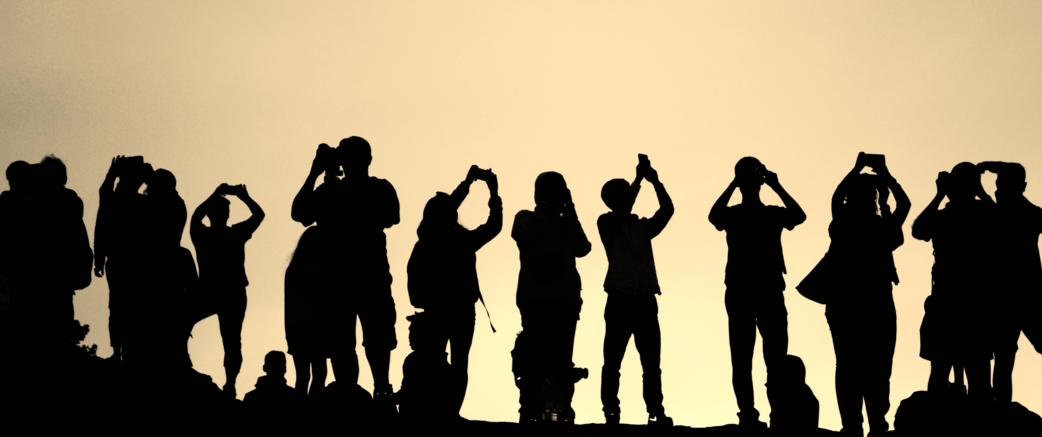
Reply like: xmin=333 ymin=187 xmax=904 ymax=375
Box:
xmin=318 ymin=144 xmax=342 ymax=177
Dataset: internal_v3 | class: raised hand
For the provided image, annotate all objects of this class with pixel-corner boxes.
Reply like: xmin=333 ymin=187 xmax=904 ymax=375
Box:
xmin=764 ymin=169 xmax=779 ymax=188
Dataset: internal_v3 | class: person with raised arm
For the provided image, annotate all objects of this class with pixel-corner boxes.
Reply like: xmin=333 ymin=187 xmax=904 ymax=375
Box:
xmin=512 ymin=171 xmax=591 ymax=423
xmin=191 ymin=183 xmax=265 ymax=398
xmin=977 ymin=161 xmax=1042 ymax=406
xmin=912 ymin=162 xmax=996 ymax=403
xmin=290 ymin=137 xmax=400 ymax=413
xmin=597 ymin=154 xmax=674 ymax=426
xmin=708 ymin=157 xmax=806 ymax=428
xmin=406 ymin=165 xmax=502 ymax=419
xmin=820 ymin=153 xmax=910 ymax=436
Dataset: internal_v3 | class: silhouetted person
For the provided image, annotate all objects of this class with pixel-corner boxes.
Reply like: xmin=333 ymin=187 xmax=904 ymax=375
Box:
xmin=285 ymin=224 xmax=324 ymax=395
xmin=912 ymin=162 xmax=996 ymax=402
xmin=512 ymin=171 xmax=591 ymax=423
xmin=978 ymin=161 xmax=1042 ymax=405
xmin=765 ymin=355 xmax=819 ymax=433
xmin=291 ymin=137 xmax=400 ymax=410
xmin=94 ymin=155 xmax=153 ymax=360
xmin=407 ymin=165 xmax=502 ymax=418
xmin=244 ymin=351 xmax=302 ymax=411
xmin=708 ymin=157 xmax=806 ymax=427
xmin=23 ymin=156 xmax=94 ymax=353
xmin=0 ymin=161 xmax=33 ymax=341
xmin=596 ymin=156 xmax=674 ymax=426
xmin=820 ymin=153 xmax=910 ymax=436
xmin=397 ymin=312 xmax=454 ymax=424
xmin=145 ymin=168 xmax=187 ymax=247
xmin=191 ymin=183 xmax=265 ymax=398
xmin=285 ymin=144 xmax=339 ymax=396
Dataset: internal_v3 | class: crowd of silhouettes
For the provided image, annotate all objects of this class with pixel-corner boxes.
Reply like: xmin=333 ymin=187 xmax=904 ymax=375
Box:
xmin=6 ymin=144 xmax=1042 ymax=434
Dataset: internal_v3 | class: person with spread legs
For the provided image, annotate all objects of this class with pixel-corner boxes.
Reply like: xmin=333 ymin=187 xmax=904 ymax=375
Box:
xmin=708 ymin=157 xmax=806 ymax=428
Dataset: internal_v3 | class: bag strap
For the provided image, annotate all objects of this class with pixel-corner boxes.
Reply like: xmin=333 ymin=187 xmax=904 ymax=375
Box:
xmin=478 ymin=291 xmax=496 ymax=333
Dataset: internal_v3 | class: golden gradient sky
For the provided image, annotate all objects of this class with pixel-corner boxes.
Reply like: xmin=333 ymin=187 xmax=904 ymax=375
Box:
xmin=3 ymin=1 xmax=1042 ymax=429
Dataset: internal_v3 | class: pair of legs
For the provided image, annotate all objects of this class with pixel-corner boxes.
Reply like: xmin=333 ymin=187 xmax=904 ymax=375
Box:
xmin=994 ymin=305 xmax=1042 ymax=404
xmin=428 ymin=305 xmax=476 ymax=415
xmin=601 ymin=292 xmax=664 ymax=417
xmin=518 ymin=301 xmax=579 ymax=420
xmin=921 ymin=295 xmax=993 ymax=401
xmin=216 ymin=289 xmax=247 ymax=394
xmin=724 ymin=287 xmax=788 ymax=423
xmin=827 ymin=303 xmax=896 ymax=434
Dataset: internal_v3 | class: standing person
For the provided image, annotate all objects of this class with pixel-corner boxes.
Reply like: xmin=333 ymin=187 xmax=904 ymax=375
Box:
xmin=912 ymin=162 xmax=995 ymax=402
xmin=26 ymin=156 xmax=94 ymax=352
xmin=191 ymin=183 xmax=265 ymax=398
xmin=512 ymin=171 xmax=591 ymax=423
xmin=291 ymin=137 xmax=400 ymax=409
xmin=94 ymin=156 xmax=153 ymax=361
xmin=406 ymin=165 xmax=502 ymax=418
xmin=821 ymin=153 xmax=910 ymax=436
xmin=285 ymin=144 xmax=340 ymax=396
xmin=597 ymin=155 xmax=674 ymax=426
xmin=708 ymin=157 xmax=806 ymax=428
xmin=977 ymin=161 xmax=1042 ymax=405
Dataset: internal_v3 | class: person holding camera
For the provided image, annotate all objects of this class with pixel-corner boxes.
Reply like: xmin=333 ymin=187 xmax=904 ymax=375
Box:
xmin=708 ymin=157 xmax=806 ymax=428
xmin=511 ymin=171 xmax=591 ymax=423
xmin=291 ymin=137 xmax=400 ymax=411
xmin=190 ymin=183 xmax=265 ymax=398
xmin=820 ymin=153 xmax=910 ymax=436
xmin=596 ymin=155 xmax=674 ymax=426
xmin=912 ymin=162 xmax=996 ymax=402
xmin=94 ymin=155 xmax=153 ymax=361
xmin=975 ymin=161 xmax=1042 ymax=405
xmin=406 ymin=165 xmax=502 ymax=419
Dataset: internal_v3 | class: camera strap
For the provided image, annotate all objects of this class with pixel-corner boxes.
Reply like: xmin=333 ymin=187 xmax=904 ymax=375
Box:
xmin=478 ymin=292 xmax=496 ymax=333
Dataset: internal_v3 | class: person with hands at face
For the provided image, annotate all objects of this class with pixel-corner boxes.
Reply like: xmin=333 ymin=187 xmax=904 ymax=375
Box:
xmin=597 ymin=155 xmax=674 ymax=426
xmin=511 ymin=171 xmax=591 ymax=423
xmin=289 ymin=137 xmax=400 ymax=413
xmin=190 ymin=182 xmax=265 ymax=398
xmin=406 ymin=164 xmax=503 ymax=419
xmin=912 ymin=162 xmax=996 ymax=403
xmin=708 ymin=157 xmax=805 ymax=429
xmin=819 ymin=153 xmax=910 ymax=436
xmin=976 ymin=161 xmax=1042 ymax=406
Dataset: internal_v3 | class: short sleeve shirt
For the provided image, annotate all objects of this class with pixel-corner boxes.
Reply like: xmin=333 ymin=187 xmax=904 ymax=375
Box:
xmin=717 ymin=203 xmax=799 ymax=290
xmin=194 ymin=223 xmax=253 ymax=289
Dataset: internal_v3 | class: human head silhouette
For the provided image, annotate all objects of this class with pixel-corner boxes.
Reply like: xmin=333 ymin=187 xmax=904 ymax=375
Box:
xmin=6 ymin=161 xmax=31 ymax=193
xmin=948 ymin=162 xmax=981 ymax=203
xmin=846 ymin=173 xmax=880 ymax=216
xmin=535 ymin=171 xmax=568 ymax=213
xmin=37 ymin=155 xmax=67 ymax=189
xmin=734 ymin=157 xmax=764 ymax=199
xmin=996 ymin=162 xmax=1027 ymax=196
xmin=601 ymin=178 xmax=635 ymax=214
xmin=208 ymin=196 xmax=231 ymax=228
xmin=146 ymin=169 xmax=177 ymax=197
xmin=419 ymin=192 xmax=457 ymax=236
xmin=263 ymin=351 xmax=287 ymax=377
xmin=337 ymin=136 xmax=372 ymax=177
xmin=406 ymin=312 xmax=437 ymax=351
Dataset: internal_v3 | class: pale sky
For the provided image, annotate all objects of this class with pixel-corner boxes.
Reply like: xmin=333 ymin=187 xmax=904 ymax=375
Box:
xmin=3 ymin=1 xmax=1042 ymax=429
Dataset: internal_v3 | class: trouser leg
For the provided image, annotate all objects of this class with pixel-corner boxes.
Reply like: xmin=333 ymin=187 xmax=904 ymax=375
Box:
xmin=865 ymin=317 xmax=896 ymax=432
xmin=601 ymin=295 xmax=631 ymax=415
xmin=633 ymin=296 xmax=663 ymax=416
xmin=218 ymin=290 xmax=247 ymax=384
xmin=447 ymin=307 xmax=475 ymax=414
xmin=757 ymin=297 xmax=789 ymax=404
xmin=292 ymin=354 xmax=311 ymax=393
xmin=828 ymin=314 xmax=863 ymax=431
xmin=728 ymin=313 xmax=757 ymax=416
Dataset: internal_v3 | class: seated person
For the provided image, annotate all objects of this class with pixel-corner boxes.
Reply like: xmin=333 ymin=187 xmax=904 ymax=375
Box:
xmin=766 ymin=355 xmax=819 ymax=432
